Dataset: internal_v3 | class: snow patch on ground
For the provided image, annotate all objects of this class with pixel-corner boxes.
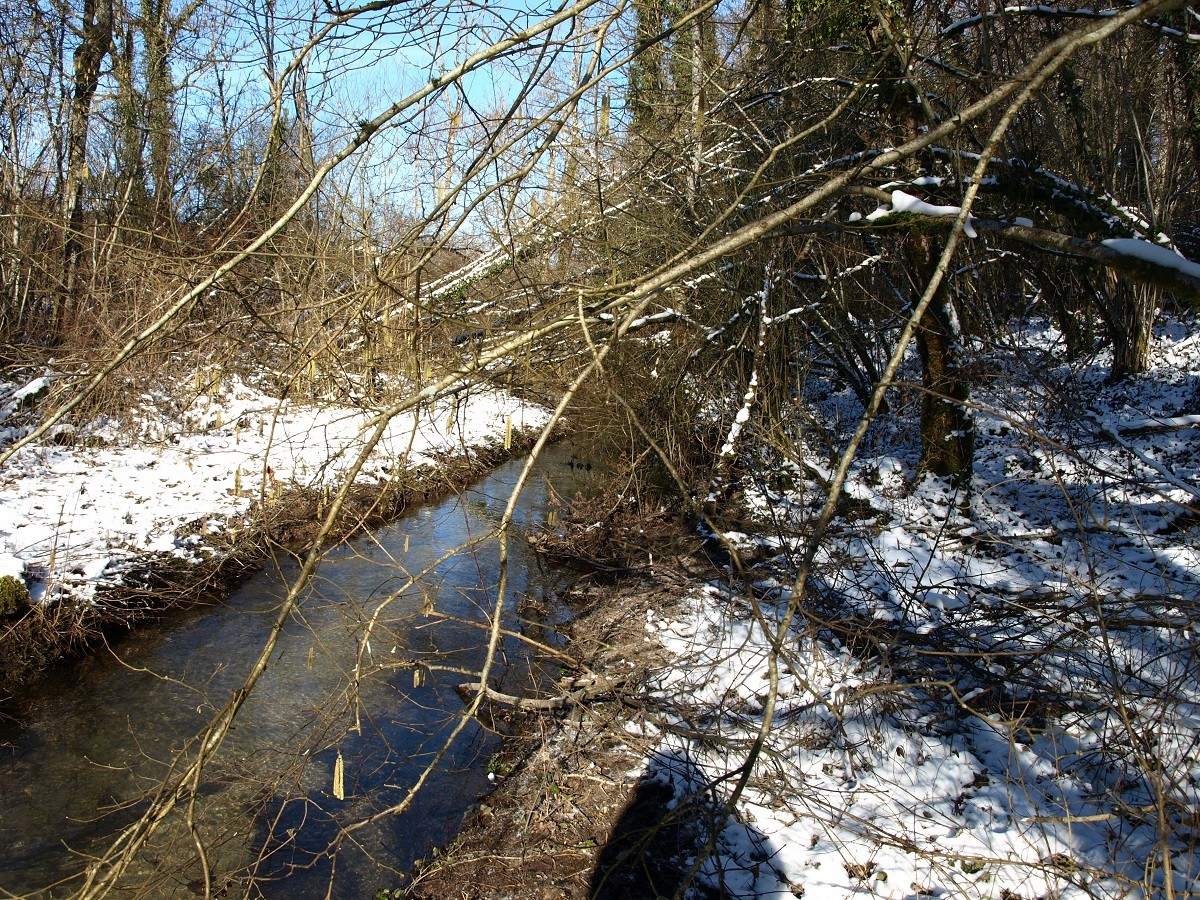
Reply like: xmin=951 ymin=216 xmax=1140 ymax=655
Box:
xmin=0 ymin=372 xmax=550 ymax=606
xmin=637 ymin=316 xmax=1200 ymax=898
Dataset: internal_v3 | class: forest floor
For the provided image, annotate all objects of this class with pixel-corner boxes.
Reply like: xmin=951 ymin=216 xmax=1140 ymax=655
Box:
xmin=404 ymin=315 xmax=1200 ymax=900
xmin=0 ymin=366 xmax=551 ymax=700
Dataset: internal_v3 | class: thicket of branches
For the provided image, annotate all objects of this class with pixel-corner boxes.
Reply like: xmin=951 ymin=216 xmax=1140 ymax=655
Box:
xmin=3 ymin=0 xmax=1200 ymax=895
xmin=4 ymin=0 xmax=1198 ymax=467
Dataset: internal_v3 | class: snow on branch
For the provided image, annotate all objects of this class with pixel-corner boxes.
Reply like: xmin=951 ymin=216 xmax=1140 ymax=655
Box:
xmin=715 ymin=278 xmax=771 ymax=468
xmin=624 ymin=308 xmax=683 ymax=331
xmin=991 ymin=225 xmax=1200 ymax=296
xmin=927 ymin=149 xmax=1172 ymax=242
xmin=942 ymin=4 xmax=1197 ymax=42
xmin=866 ymin=189 xmax=979 ymax=238
xmin=944 ymin=5 xmax=1118 ymax=37
xmin=1099 ymin=238 xmax=1200 ymax=281
xmin=780 ymin=186 xmax=1200 ymax=297
xmin=855 ymin=210 xmax=1200 ymax=297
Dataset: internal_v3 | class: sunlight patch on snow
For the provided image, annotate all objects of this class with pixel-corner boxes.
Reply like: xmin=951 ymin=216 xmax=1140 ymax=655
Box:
xmin=0 ymin=374 xmax=550 ymax=606
xmin=643 ymin=586 xmax=1122 ymax=900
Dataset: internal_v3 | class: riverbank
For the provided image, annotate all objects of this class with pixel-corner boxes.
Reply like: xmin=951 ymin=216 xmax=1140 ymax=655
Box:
xmin=404 ymin=319 xmax=1200 ymax=899
xmin=0 ymin=370 xmax=552 ymax=703
xmin=0 ymin=447 xmax=598 ymax=898
xmin=404 ymin=551 xmax=718 ymax=900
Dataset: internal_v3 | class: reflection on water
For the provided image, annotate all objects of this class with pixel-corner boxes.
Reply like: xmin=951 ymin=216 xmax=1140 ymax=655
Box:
xmin=0 ymin=445 xmax=594 ymax=898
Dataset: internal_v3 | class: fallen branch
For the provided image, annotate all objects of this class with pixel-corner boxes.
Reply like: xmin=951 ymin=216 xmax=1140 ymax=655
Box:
xmin=454 ymin=674 xmax=629 ymax=711
xmin=1090 ymin=413 xmax=1200 ymax=507
xmin=781 ymin=211 xmax=1200 ymax=300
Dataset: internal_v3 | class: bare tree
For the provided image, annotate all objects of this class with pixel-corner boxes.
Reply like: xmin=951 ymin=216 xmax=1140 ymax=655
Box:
xmin=61 ymin=0 xmax=114 ymax=303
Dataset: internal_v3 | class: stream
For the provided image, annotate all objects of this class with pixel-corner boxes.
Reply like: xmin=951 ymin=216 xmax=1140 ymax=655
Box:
xmin=0 ymin=445 xmax=594 ymax=898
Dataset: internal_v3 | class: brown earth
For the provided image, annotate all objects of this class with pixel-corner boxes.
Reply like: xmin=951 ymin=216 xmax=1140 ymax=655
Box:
xmin=403 ymin=549 xmax=723 ymax=900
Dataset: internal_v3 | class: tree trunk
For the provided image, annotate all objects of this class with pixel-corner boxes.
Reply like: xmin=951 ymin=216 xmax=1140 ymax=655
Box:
xmin=1101 ymin=275 xmax=1155 ymax=382
xmin=61 ymin=0 xmax=113 ymax=307
xmin=1172 ymin=16 xmax=1200 ymax=173
xmin=912 ymin=235 xmax=974 ymax=484
xmin=143 ymin=0 xmax=174 ymax=227
xmin=1034 ymin=268 xmax=1094 ymax=361
xmin=629 ymin=0 xmax=665 ymax=132
xmin=873 ymin=14 xmax=974 ymax=486
xmin=112 ymin=21 xmax=150 ymax=224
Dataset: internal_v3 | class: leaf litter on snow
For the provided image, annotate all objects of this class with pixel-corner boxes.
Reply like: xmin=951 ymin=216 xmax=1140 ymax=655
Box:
xmin=0 ymin=367 xmax=550 ymax=607
xmin=635 ymin=316 xmax=1200 ymax=898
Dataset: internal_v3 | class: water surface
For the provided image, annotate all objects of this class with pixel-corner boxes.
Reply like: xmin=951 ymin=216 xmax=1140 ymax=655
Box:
xmin=0 ymin=446 xmax=592 ymax=897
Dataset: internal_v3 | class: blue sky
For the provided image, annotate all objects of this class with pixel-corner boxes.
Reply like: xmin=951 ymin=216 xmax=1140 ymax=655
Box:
xmin=178 ymin=0 xmax=628 ymax=238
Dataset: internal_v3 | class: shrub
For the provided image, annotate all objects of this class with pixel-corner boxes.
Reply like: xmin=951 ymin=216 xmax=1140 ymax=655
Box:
xmin=0 ymin=575 xmax=29 ymax=616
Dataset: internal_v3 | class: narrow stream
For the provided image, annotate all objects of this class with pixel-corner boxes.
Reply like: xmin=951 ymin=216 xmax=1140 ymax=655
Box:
xmin=0 ymin=445 xmax=594 ymax=898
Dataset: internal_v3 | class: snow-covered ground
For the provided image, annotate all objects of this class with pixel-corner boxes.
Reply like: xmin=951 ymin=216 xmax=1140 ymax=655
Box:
xmin=0 ymin=369 xmax=550 ymax=606
xmin=633 ymin=318 xmax=1200 ymax=898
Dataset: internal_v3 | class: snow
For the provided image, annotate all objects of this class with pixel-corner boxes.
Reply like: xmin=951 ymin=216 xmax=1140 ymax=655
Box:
xmin=5 ymin=305 xmax=1200 ymax=896
xmin=0 ymin=374 xmax=49 ymax=427
xmin=1101 ymin=238 xmax=1200 ymax=280
xmin=867 ymin=190 xmax=978 ymax=238
xmin=0 ymin=371 xmax=550 ymax=606
xmin=627 ymin=308 xmax=681 ymax=330
xmin=0 ymin=552 xmax=22 ymax=581
xmin=9 ymin=375 xmax=49 ymax=404
xmin=633 ymin=317 xmax=1200 ymax=899
xmin=1117 ymin=413 xmax=1200 ymax=432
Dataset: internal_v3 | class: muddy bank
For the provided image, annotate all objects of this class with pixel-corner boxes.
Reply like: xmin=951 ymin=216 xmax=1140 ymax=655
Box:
xmin=403 ymin=545 xmax=722 ymax=900
xmin=0 ymin=436 xmax=540 ymax=706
